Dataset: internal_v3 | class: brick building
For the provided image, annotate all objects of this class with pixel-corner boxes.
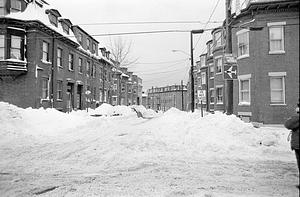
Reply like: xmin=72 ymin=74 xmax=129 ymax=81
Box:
xmin=231 ymin=0 xmax=299 ymax=123
xmin=0 ymin=0 xmax=143 ymax=111
xmin=195 ymin=0 xmax=299 ymax=124
xmin=147 ymin=85 xmax=187 ymax=111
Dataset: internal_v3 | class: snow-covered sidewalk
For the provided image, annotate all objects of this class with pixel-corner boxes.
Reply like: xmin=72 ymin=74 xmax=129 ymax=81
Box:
xmin=0 ymin=102 xmax=298 ymax=196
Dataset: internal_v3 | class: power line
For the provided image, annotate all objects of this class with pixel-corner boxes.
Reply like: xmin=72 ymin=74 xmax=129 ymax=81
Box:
xmin=193 ymin=0 xmax=222 ymax=50
xmin=133 ymin=61 xmax=189 ymax=74
xmin=77 ymin=20 xmax=223 ymax=26
xmin=134 ymin=58 xmax=189 ymax=65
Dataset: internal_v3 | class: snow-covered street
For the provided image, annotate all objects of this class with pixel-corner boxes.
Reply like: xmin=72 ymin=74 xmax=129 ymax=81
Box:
xmin=0 ymin=102 xmax=298 ymax=197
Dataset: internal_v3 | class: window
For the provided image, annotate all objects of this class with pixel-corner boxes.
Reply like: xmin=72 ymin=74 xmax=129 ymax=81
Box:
xmin=11 ymin=0 xmax=21 ymax=12
xmin=68 ymin=53 xmax=74 ymax=70
xmin=93 ymin=87 xmax=96 ymax=100
xmin=210 ymin=89 xmax=214 ymax=104
xmin=78 ymin=33 xmax=83 ymax=44
xmin=216 ymin=86 xmax=223 ymax=104
xmin=91 ymin=64 xmax=96 ymax=77
xmin=86 ymin=61 xmax=90 ymax=76
xmin=92 ymin=43 xmax=96 ymax=54
xmin=62 ymin=23 xmax=69 ymax=35
xmin=42 ymin=41 xmax=49 ymax=62
xmin=269 ymin=72 xmax=286 ymax=105
xmin=57 ymin=80 xmax=63 ymax=100
xmin=209 ymin=63 xmax=214 ymax=78
xmin=0 ymin=35 xmax=4 ymax=59
xmin=0 ymin=0 xmax=5 ymax=15
xmin=268 ymin=22 xmax=285 ymax=53
xmin=57 ymin=48 xmax=62 ymax=67
xmin=238 ymin=74 xmax=251 ymax=105
xmin=121 ymin=83 xmax=125 ymax=92
xmin=200 ymin=55 xmax=206 ymax=67
xmin=99 ymin=90 xmax=103 ymax=102
xmin=237 ymin=29 xmax=249 ymax=58
xmin=49 ymin=14 xmax=58 ymax=27
xmin=42 ymin=78 xmax=49 ymax=99
xmin=214 ymin=31 xmax=222 ymax=48
xmin=201 ymin=72 xmax=206 ymax=85
xmin=10 ymin=35 xmax=22 ymax=60
xmin=87 ymin=39 xmax=90 ymax=50
xmin=78 ymin=58 xmax=83 ymax=73
xmin=215 ymin=56 xmax=222 ymax=74
xmin=104 ymin=90 xmax=107 ymax=102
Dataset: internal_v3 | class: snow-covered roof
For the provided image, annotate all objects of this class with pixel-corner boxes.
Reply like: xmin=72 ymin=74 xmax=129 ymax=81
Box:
xmin=5 ymin=2 xmax=79 ymax=45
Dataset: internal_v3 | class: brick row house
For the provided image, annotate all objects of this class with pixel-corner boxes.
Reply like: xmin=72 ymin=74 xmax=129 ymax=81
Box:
xmin=0 ymin=0 xmax=143 ymax=112
xmin=194 ymin=0 xmax=299 ymax=124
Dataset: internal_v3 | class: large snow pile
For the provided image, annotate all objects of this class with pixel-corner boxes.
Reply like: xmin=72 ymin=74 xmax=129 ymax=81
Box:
xmin=0 ymin=102 xmax=292 ymax=172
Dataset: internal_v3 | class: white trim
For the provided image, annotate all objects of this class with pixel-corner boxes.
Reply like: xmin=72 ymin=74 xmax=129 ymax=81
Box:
xmin=267 ymin=21 xmax=286 ymax=27
xmin=238 ymin=74 xmax=251 ymax=80
xmin=238 ymin=112 xmax=252 ymax=116
xmin=269 ymin=50 xmax=285 ymax=54
xmin=236 ymin=28 xmax=250 ymax=35
xmin=215 ymin=85 xmax=223 ymax=88
xmin=237 ymin=54 xmax=249 ymax=60
xmin=268 ymin=72 xmax=286 ymax=77
xmin=238 ymin=76 xmax=251 ymax=105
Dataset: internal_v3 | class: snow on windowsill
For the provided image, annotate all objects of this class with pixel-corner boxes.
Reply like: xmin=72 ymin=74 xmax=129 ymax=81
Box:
xmin=269 ymin=50 xmax=285 ymax=55
xmin=41 ymin=60 xmax=52 ymax=65
xmin=0 ymin=59 xmax=27 ymax=64
xmin=237 ymin=54 xmax=249 ymax=60
xmin=239 ymin=102 xmax=250 ymax=106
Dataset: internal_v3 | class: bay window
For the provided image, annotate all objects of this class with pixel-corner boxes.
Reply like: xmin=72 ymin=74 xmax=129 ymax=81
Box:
xmin=237 ymin=29 xmax=249 ymax=58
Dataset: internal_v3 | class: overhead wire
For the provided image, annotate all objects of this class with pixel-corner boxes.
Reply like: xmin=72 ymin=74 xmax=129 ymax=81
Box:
xmin=77 ymin=20 xmax=224 ymax=26
xmin=193 ymin=0 xmax=222 ymax=50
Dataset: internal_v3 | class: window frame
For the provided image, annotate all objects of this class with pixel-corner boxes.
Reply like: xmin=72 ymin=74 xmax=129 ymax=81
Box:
xmin=216 ymin=86 xmax=223 ymax=104
xmin=68 ymin=53 xmax=74 ymax=71
xmin=78 ymin=57 xmax=83 ymax=74
xmin=0 ymin=34 xmax=4 ymax=59
xmin=269 ymin=72 xmax=286 ymax=105
xmin=214 ymin=31 xmax=222 ymax=48
xmin=236 ymin=29 xmax=249 ymax=59
xmin=209 ymin=88 xmax=215 ymax=104
xmin=11 ymin=0 xmax=22 ymax=12
xmin=214 ymin=56 xmax=222 ymax=74
xmin=57 ymin=80 xmax=63 ymax=100
xmin=238 ymin=74 xmax=251 ymax=106
xmin=201 ymin=72 xmax=206 ymax=85
xmin=41 ymin=77 xmax=49 ymax=100
xmin=268 ymin=22 xmax=285 ymax=54
xmin=57 ymin=48 xmax=62 ymax=68
xmin=42 ymin=41 xmax=50 ymax=62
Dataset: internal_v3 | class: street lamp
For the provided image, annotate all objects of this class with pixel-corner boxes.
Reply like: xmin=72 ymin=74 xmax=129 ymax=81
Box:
xmin=171 ymin=49 xmax=191 ymax=57
xmin=172 ymin=29 xmax=204 ymax=112
xmin=190 ymin=29 xmax=204 ymax=112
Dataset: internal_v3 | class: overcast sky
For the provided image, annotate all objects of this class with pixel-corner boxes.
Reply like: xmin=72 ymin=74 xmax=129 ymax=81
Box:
xmin=48 ymin=0 xmax=226 ymax=91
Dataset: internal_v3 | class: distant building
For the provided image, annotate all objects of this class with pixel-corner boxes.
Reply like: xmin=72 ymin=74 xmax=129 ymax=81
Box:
xmin=147 ymin=85 xmax=187 ymax=111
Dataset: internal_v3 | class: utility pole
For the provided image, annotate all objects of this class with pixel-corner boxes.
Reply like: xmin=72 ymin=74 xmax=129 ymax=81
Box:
xmin=190 ymin=29 xmax=204 ymax=112
xmin=181 ymin=80 xmax=184 ymax=111
xmin=225 ymin=0 xmax=233 ymax=115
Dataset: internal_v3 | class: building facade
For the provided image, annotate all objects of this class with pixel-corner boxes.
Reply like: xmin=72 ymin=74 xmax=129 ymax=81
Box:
xmin=0 ymin=0 xmax=143 ymax=111
xmin=194 ymin=0 xmax=299 ymax=124
xmin=231 ymin=0 xmax=299 ymax=123
xmin=147 ymin=85 xmax=187 ymax=111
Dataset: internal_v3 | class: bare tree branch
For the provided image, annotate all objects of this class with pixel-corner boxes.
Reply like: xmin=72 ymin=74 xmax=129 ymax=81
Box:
xmin=108 ymin=37 xmax=139 ymax=68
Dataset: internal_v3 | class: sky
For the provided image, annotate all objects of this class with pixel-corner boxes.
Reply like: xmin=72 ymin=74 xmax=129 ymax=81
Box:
xmin=48 ymin=0 xmax=227 ymax=91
